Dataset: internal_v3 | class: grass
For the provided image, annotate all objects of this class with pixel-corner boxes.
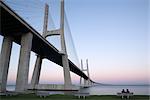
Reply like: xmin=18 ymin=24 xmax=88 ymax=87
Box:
xmin=0 ymin=94 xmax=150 ymax=100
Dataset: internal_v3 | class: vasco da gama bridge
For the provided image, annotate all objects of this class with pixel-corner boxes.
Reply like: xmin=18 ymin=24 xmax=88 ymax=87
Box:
xmin=0 ymin=0 xmax=96 ymax=93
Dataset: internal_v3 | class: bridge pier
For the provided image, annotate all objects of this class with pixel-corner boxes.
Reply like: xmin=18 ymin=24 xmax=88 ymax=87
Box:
xmin=15 ymin=32 xmax=33 ymax=92
xmin=62 ymin=54 xmax=72 ymax=89
xmin=0 ymin=36 xmax=13 ymax=92
xmin=60 ymin=0 xmax=72 ymax=89
xmin=84 ymin=79 xmax=90 ymax=86
xmin=84 ymin=79 xmax=87 ymax=85
xmin=30 ymin=3 xmax=48 ymax=90
xmin=0 ymin=0 xmax=94 ymax=93
xmin=80 ymin=59 xmax=92 ymax=87
xmin=31 ymin=55 xmax=42 ymax=89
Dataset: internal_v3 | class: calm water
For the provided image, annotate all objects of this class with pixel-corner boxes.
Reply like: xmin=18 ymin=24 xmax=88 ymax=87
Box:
xmin=80 ymin=85 xmax=150 ymax=95
xmin=7 ymin=85 xmax=150 ymax=95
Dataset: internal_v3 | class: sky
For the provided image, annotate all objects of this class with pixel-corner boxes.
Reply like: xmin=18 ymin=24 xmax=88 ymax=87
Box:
xmin=0 ymin=0 xmax=149 ymax=85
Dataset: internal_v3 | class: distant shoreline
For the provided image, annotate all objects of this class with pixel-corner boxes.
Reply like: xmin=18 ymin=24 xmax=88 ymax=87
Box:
xmin=97 ymin=84 xmax=150 ymax=86
xmin=93 ymin=83 xmax=150 ymax=86
xmin=7 ymin=84 xmax=150 ymax=86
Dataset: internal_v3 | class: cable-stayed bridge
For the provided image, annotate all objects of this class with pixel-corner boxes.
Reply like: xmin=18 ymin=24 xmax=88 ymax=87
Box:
xmin=0 ymin=0 xmax=96 ymax=93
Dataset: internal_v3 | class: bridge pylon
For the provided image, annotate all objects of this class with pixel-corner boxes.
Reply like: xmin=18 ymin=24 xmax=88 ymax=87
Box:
xmin=60 ymin=0 xmax=72 ymax=89
xmin=0 ymin=0 xmax=94 ymax=93
xmin=30 ymin=3 xmax=49 ymax=89
xmin=80 ymin=59 xmax=91 ymax=87
xmin=31 ymin=0 xmax=72 ymax=90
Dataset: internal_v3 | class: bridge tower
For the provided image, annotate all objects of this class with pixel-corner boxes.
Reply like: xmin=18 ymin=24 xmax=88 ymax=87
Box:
xmin=30 ymin=3 xmax=49 ymax=89
xmin=80 ymin=59 xmax=91 ymax=87
xmin=31 ymin=0 xmax=72 ymax=90
xmin=60 ymin=0 xmax=72 ymax=89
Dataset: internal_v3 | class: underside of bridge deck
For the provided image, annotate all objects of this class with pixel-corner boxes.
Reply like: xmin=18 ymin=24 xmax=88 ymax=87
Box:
xmin=0 ymin=1 xmax=89 ymax=80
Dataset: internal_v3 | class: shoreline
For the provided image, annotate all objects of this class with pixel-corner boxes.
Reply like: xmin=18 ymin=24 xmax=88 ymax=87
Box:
xmin=1 ymin=94 xmax=150 ymax=100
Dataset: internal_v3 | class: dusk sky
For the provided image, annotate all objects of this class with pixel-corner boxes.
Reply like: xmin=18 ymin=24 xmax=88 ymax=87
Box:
xmin=0 ymin=0 xmax=149 ymax=85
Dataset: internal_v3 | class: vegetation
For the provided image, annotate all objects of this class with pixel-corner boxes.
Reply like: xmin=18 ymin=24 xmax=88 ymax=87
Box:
xmin=0 ymin=94 xmax=149 ymax=100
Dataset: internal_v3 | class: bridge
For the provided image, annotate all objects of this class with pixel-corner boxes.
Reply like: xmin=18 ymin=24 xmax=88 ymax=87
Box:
xmin=0 ymin=0 xmax=96 ymax=93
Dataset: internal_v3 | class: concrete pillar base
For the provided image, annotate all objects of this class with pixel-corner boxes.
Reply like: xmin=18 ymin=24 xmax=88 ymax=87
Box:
xmin=31 ymin=55 xmax=42 ymax=89
xmin=0 ymin=36 xmax=13 ymax=92
xmin=62 ymin=55 xmax=72 ymax=89
xmin=15 ymin=33 xmax=33 ymax=93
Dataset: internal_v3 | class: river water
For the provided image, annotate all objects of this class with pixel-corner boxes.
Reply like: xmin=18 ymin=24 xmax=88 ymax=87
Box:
xmin=6 ymin=85 xmax=150 ymax=95
xmin=80 ymin=85 xmax=150 ymax=95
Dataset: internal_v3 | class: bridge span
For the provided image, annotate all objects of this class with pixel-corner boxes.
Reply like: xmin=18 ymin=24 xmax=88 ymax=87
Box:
xmin=0 ymin=0 xmax=95 ymax=93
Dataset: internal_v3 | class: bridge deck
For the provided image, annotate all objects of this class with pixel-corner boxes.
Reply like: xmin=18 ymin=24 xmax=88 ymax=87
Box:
xmin=0 ymin=1 xmax=88 ymax=80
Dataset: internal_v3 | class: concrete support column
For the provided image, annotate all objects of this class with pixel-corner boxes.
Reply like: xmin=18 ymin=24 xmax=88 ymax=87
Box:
xmin=84 ymin=79 xmax=86 ymax=86
xmin=0 ymin=37 xmax=13 ymax=92
xmin=62 ymin=55 xmax=72 ymax=89
xmin=31 ymin=55 xmax=42 ymax=89
xmin=30 ymin=3 xmax=47 ymax=90
xmin=80 ymin=77 xmax=82 ymax=86
xmin=15 ymin=33 xmax=33 ymax=92
xmin=60 ymin=0 xmax=72 ymax=89
xmin=80 ymin=60 xmax=83 ymax=86
xmin=87 ymin=79 xmax=90 ymax=85
xmin=84 ymin=79 xmax=90 ymax=86
xmin=89 ymin=80 xmax=91 ymax=86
